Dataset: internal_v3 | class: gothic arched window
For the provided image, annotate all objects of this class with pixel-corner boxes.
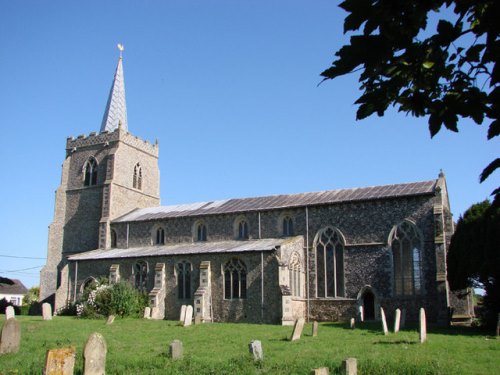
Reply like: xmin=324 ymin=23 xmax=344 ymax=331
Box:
xmin=110 ymin=229 xmax=117 ymax=248
xmin=83 ymin=158 xmax=98 ymax=186
xmin=283 ymin=216 xmax=294 ymax=237
xmin=176 ymin=261 xmax=192 ymax=299
xmin=390 ymin=221 xmax=423 ymax=296
xmin=224 ymin=258 xmax=247 ymax=299
xmin=156 ymin=227 xmax=165 ymax=245
xmin=238 ymin=220 xmax=249 ymax=240
xmin=133 ymin=163 xmax=142 ymax=190
xmin=197 ymin=223 xmax=207 ymax=241
xmin=314 ymin=226 xmax=345 ymax=298
xmin=134 ymin=261 xmax=148 ymax=292
xmin=289 ymin=252 xmax=301 ymax=297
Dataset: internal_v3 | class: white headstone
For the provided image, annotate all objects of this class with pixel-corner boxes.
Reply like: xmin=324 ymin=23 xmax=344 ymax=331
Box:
xmin=419 ymin=308 xmax=427 ymax=343
xmin=183 ymin=305 xmax=193 ymax=327
xmin=106 ymin=315 xmax=115 ymax=325
xmin=394 ymin=308 xmax=401 ymax=333
xmin=290 ymin=318 xmax=305 ymax=341
xmin=83 ymin=332 xmax=107 ymax=375
xmin=179 ymin=305 xmax=187 ymax=322
xmin=312 ymin=321 xmax=318 ymax=337
xmin=169 ymin=339 xmax=183 ymax=360
xmin=342 ymin=358 xmax=357 ymax=375
xmin=5 ymin=306 xmax=15 ymax=320
xmin=42 ymin=303 xmax=52 ymax=320
xmin=248 ymin=340 xmax=263 ymax=361
xmin=143 ymin=307 xmax=151 ymax=319
xmin=358 ymin=305 xmax=364 ymax=322
xmin=380 ymin=307 xmax=389 ymax=335
xmin=311 ymin=368 xmax=329 ymax=375
xmin=350 ymin=318 xmax=355 ymax=329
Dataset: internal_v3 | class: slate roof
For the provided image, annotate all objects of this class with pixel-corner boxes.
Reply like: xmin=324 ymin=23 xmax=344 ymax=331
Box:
xmin=0 ymin=278 xmax=28 ymax=295
xmin=114 ymin=179 xmax=437 ymax=223
xmin=68 ymin=238 xmax=286 ymax=261
xmin=100 ymin=55 xmax=128 ymax=132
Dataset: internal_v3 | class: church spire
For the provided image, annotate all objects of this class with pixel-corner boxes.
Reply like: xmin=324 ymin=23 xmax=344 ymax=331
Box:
xmin=100 ymin=44 xmax=128 ymax=132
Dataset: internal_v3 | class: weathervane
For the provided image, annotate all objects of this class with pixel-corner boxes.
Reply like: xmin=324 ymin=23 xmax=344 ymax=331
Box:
xmin=117 ymin=43 xmax=124 ymax=58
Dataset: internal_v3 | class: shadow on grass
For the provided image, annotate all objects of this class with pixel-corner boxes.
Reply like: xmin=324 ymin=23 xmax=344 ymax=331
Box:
xmin=373 ymin=339 xmax=418 ymax=345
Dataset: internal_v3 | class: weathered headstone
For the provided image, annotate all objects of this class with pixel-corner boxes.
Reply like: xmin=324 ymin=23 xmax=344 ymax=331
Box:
xmin=83 ymin=332 xmax=107 ymax=375
xmin=358 ymin=305 xmax=364 ymax=322
xmin=380 ymin=307 xmax=388 ymax=335
xmin=350 ymin=318 xmax=355 ymax=329
xmin=311 ymin=367 xmax=329 ymax=375
xmin=342 ymin=358 xmax=357 ymax=375
xmin=248 ymin=340 xmax=263 ymax=361
xmin=419 ymin=308 xmax=427 ymax=343
xmin=44 ymin=347 xmax=76 ymax=375
xmin=194 ymin=315 xmax=202 ymax=325
xmin=290 ymin=318 xmax=305 ymax=341
xmin=169 ymin=339 xmax=183 ymax=360
xmin=400 ymin=308 xmax=406 ymax=329
xmin=312 ymin=321 xmax=318 ymax=337
xmin=183 ymin=305 xmax=193 ymax=327
xmin=5 ymin=306 xmax=15 ymax=320
xmin=0 ymin=318 xmax=21 ymax=354
xmin=143 ymin=307 xmax=151 ymax=319
xmin=394 ymin=308 xmax=401 ymax=333
xmin=106 ymin=315 xmax=115 ymax=325
xmin=179 ymin=305 xmax=187 ymax=322
xmin=42 ymin=303 xmax=52 ymax=320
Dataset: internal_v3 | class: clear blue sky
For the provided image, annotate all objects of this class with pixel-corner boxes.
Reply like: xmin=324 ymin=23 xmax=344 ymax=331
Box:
xmin=0 ymin=1 xmax=497 ymax=288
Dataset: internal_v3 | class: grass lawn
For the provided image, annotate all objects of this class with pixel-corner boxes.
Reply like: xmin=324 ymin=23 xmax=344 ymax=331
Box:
xmin=0 ymin=316 xmax=498 ymax=374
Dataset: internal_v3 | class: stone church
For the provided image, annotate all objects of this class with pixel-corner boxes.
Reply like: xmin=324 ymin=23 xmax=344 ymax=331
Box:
xmin=40 ymin=53 xmax=458 ymax=325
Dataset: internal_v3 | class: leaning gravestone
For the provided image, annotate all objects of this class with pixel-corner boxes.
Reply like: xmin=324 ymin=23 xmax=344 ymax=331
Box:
xmin=312 ymin=321 xmax=318 ymax=337
xmin=0 ymin=318 xmax=21 ymax=354
xmin=248 ymin=340 xmax=263 ymax=361
xmin=350 ymin=318 xmax=355 ymax=329
xmin=311 ymin=367 xmax=329 ymax=375
xmin=419 ymin=308 xmax=427 ymax=343
xmin=44 ymin=347 xmax=76 ymax=375
xmin=143 ymin=307 xmax=151 ymax=319
xmin=342 ymin=358 xmax=357 ymax=375
xmin=179 ymin=305 xmax=187 ymax=322
xmin=290 ymin=318 xmax=305 ymax=341
xmin=169 ymin=339 xmax=183 ymax=360
xmin=42 ymin=303 xmax=53 ymax=320
xmin=183 ymin=305 xmax=193 ymax=327
xmin=5 ymin=306 xmax=15 ymax=320
xmin=106 ymin=315 xmax=115 ymax=325
xmin=83 ymin=332 xmax=107 ymax=375
xmin=394 ymin=308 xmax=401 ymax=333
xmin=380 ymin=307 xmax=389 ymax=335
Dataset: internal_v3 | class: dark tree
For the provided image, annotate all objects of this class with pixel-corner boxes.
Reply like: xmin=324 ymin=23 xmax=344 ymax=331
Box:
xmin=321 ymin=0 xmax=499 ymax=202
xmin=448 ymin=200 xmax=500 ymax=327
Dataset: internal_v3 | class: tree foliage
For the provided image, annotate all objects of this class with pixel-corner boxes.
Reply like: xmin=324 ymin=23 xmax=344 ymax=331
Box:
xmin=321 ymin=0 xmax=499 ymax=201
xmin=448 ymin=200 xmax=500 ymax=326
xmin=23 ymin=286 xmax=40 ymax=306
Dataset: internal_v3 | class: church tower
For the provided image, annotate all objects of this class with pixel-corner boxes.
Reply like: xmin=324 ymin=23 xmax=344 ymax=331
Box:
xmin=40 ymin=48 xmax=160 ymax=308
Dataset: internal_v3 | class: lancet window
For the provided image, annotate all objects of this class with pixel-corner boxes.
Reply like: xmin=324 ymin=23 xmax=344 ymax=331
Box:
xmin=223 ymin=258 xmax=247 ymax=299
xmin=83 ymin=158 xmax=98 ymax=186
xmin=176 ymin=261 xmax=192 ymax=300
xmin=315 ymin=226 xmax=345 ymax=298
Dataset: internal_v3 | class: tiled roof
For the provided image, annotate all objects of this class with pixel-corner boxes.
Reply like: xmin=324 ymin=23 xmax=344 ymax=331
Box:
xmin=100 ymin=56 xmax=128 ymax=132
xmin=68 ymin=238 xmax=286 ymax=261
xmin=0 ymin=278 xmax=28 ymax=295
xmin=114 ymin=179 xmax=437 ymax=223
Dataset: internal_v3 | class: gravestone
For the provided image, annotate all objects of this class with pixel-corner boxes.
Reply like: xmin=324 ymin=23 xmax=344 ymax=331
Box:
xmin=290 ymin=318 xmax=305 ymax=341
xmin=83 ymin=332 xmax=107 ymax=375
xmin=419 ymin=308 xmax=427 ymax=343
xmin=394 ymin=308 xmax=401 ymax=333
xmin=143 ymin=307 xmax=151 ymax=319
xmin=179 ymin=305 xmax=187 ymax=322
xmin=380 ymin=307 xmax=389 ymax=335
xmin=248 ymin=340 xmax=263 ymax=361
xmin=183 ymin=305 xmax=193 ymax=327
xmin=5 ymin=306 xmax=15 ymax=320
xmin=194 ymin=315 xmax=202 ymax=325
xmin=350 ymin=318 xmax=355 ymax=329
xmin=311 ymin=367 xmax=329 ymax=375
xmin=400 ymin=308 xmax=406 ymax=329
xmin=44 ymin=347 xmax=76 ymax=375
xmin=169 ymin=339 xmax=183 ymax=360
xmin=342 ymin=358 xmax=357 ymax=375
xmin=312 ymin=321 xmax=318 ymax=337
xmin=42 ymin=303 xmax=52 ymax=320
xmin=0 ymin=318 xmax=21 ymax=354
xmin=358 ymin=305 xmax=364 ymax=322
xmin=106 ymin=315 xmax=115 ymax=325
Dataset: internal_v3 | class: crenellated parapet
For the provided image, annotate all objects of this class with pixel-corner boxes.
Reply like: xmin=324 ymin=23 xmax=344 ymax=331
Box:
xmin=66 ymin=127 xmax=159 ymax=157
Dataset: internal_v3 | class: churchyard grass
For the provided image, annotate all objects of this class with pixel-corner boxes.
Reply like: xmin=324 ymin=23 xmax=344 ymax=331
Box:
xmin=0 ymin=316 xmax=498 ymax=374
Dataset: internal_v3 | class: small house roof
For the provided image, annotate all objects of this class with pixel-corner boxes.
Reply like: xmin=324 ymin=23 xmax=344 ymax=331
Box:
xmin=0 ymin=278 xmax=28 ymax=295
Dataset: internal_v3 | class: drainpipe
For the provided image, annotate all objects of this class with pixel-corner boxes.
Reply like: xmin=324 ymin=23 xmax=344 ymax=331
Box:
xmin=306 ymin=206 xmax=310 ymax=322
xmin=258 ymin=212 xmax=262 ymax=239
xmin=73 ymin=261 xmax=78 ymax=303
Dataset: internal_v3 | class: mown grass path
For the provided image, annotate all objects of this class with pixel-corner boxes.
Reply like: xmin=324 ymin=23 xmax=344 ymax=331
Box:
xmin=0 ymin=316 xmax=498 ymax=374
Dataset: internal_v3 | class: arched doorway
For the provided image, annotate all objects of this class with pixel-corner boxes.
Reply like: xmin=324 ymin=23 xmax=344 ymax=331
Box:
xmin=362 ymin=290 xmax=375 ymax=320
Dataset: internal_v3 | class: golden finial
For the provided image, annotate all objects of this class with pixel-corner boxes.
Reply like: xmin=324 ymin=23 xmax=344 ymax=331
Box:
xmin=117 ymin=43 xmax=124 ymax=58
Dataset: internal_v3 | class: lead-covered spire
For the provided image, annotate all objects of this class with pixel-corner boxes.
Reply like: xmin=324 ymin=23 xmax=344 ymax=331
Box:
xmin=100 ymin=44 xmax=128 ymax=132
